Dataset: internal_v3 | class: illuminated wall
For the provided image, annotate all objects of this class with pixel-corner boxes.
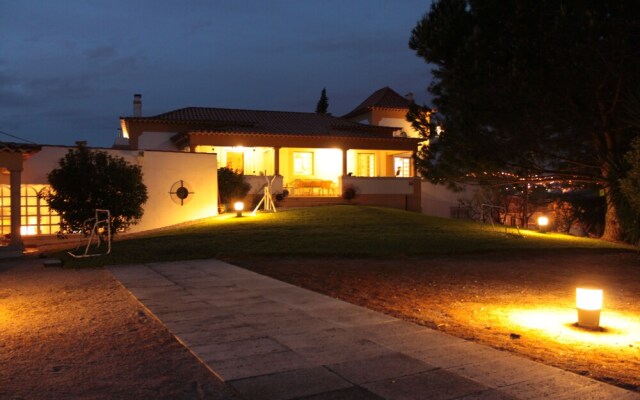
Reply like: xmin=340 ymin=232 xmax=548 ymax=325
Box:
xmin=345 ymin=149 xmax=411 ymax=178
xmin=195 ymin=146 xmax=275 ymax=176
xmin=372 ymin=109 xmax=423 ymax=138
xmin=133 ymin=150 xmax=218 ymax=232
xmin=9 ymin=146 xmax=218 ymax=235
xmin=279 ymin=147 xmax=342 ymax=185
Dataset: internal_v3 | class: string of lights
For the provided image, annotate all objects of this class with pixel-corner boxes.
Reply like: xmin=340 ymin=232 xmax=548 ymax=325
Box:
xmin=0 ymin=130 xmax=38 ymax=145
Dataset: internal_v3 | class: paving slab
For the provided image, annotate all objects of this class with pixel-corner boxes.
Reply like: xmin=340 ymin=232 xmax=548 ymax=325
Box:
xmin=228 ymin=367 xmax=353 ymax=400
xmin=177 ymin=324 xmax=263 ymax=347
xmin=109 ymin=259 xmax=640 ymax=400
xmin=362 ymin=369 xmax=492 ymax=400
xmin=191 ymin=337 xmax=289 ymax=362
xmin=299 ymin=386 xmax=385 ymax=400
xmin=326 ymin=352 xmax=437 ymax=384
xmin=208 ymin=348 xmax=315 ymax=381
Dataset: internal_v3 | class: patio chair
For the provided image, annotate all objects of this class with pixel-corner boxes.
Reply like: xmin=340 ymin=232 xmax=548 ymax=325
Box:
xmin=321 ymin=180 xmax=334 ymax=196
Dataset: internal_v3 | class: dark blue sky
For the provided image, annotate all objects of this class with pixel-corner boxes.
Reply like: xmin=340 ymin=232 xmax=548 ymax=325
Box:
xmin=1 ymin=1 xmax=433 ymax=147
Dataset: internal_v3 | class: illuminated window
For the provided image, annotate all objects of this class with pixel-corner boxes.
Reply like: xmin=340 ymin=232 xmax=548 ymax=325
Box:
xmin=226 ymin=151 xmax=245 ymax=173
xmin=293 ymin=152 xmax=313 ymax=176
xmin=394 ymin=157 xmax=411 ymax=177
xmin=0 ymin=185 xmax=61 ymax=236
xmin=0 ymin=186 xmax=9 ymax=237
xmin=357 ymin=153 xmax=375 ymax=177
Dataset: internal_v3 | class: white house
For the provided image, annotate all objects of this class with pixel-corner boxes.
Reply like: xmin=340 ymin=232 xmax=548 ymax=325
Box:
xmin=118 ymin=89 xmax=424 ymax=211
xmin=0 ymin=87 xmax=466 ymax=255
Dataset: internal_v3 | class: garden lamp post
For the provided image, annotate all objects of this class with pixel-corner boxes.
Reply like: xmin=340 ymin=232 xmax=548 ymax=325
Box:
xmin=576 ymin=287 xmax=603 ymax=329
xmin=234 ymin=201 xmax=244 ymax=218
xmin=537 ymin=216 xmax=549 ymax=233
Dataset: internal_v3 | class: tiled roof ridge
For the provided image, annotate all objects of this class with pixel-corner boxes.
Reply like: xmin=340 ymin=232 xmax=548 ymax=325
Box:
xmin=0 ymin=141 xmax=42 ymax=153
xmin=186 ymin=130 xmax=419 ymax=141
xmin=342 ymin=87 xmax=411 ymax=119
xmin=150 ymin=106 xmax=342 ymax=119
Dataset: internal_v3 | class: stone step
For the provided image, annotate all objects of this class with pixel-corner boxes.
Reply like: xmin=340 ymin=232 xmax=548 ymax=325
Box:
xmin=278 ymin=196 xmax=350 ymax=208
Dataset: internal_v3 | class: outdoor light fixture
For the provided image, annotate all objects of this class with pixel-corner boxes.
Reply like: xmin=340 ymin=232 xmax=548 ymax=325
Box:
xmin=576 ymin=287 xmax=603 ymax=329
xmin=537 ymin=216 xmax=549 ymax=233
xmin=234 ymin=201 xmax=244 ymax=217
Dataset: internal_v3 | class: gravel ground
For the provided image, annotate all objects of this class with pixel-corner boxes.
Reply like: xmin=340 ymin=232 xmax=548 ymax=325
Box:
xmin=0 ymin=257 xmax=238 ymax=400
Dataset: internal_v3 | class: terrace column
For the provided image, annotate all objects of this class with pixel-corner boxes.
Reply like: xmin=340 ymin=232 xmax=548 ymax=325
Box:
xmin=9 ymin=168 xmax=23 ymax=249
xmin=274 ymin=146 xmax=280 ymax=175
xmin=342 ymin=148 xmax=348 ymax=176
xmin=411 ymin=152 xmax=417 ymax=177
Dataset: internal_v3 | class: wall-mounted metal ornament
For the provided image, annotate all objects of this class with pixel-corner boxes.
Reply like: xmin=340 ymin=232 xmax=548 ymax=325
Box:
xmin=169 ymin=180 xmax=194 ymax=206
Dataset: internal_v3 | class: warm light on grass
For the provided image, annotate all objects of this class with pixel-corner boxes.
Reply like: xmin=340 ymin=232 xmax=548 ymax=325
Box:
xmin=508 ymin=307 xmax=640 ymax=347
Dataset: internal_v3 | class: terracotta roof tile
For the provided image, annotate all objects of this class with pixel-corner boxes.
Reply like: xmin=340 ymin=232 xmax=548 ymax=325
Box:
xmin=124 ymin=107 xmax=400 ymax=138
xmin=342 ymin=87 xmax=412 ymax=119
xmin=0 ymin=142 xmax=41 ymax=154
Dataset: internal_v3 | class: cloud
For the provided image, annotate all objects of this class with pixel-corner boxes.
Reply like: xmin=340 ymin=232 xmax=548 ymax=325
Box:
xmin=26 ymin=75 xmax=94 ymax=99
xmin=0 ymin=70 xmax=33 ymax=108
xmin=84 ymin=45 xmax=118 ymax=61
xmin=305 ymin=34 xmax=408 ymax=57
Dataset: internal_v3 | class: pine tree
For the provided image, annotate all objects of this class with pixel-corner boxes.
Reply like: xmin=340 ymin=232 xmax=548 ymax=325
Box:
xmin=315 ymin=88 xmax=329 ymax=114
xmin=409 ymin=0 xmax=640 ymax=241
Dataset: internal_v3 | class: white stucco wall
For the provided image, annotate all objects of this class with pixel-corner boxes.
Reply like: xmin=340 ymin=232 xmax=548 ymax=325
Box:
xmin=138 ymin=131 xmax=179 ymax=151
xmin=378 ymin=117 xmax=420 ymax=138
xmin=421 ymin=181 xmax=472 ymax=218
xmin=132 ymin=150 xmax=218 ymax=232
xmin=19 ymin=146 xmax=218 ymax=233
xmin=340 ymin=176 xmax=414 ymax=195
xmin=20 ymin=146 xmax=72 ymax=183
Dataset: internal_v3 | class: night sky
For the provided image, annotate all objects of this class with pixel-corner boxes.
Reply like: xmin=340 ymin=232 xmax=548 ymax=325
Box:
xmin=1 ymin=1 xmax=433 ymax=148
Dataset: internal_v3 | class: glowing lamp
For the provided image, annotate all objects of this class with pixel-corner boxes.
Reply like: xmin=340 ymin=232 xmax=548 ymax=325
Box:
xmin=234 ymin=201 xmax=244 ymax=217
xmin=537 ymin=216 xmax=549 ymax=233
xmin=576 ymin=287 xmax=603 ymax=329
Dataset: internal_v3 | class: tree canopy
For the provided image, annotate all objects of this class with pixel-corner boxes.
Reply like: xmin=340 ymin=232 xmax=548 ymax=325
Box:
xmin=315 ymin=88 xmax=329 ymax=114
xmin=621 ymin=137 xmax=640 ymax=212
xmin=409 ymin=0 xmax=640 ymax=240
xmin=45 ymin=146 xmax=148 ymax=234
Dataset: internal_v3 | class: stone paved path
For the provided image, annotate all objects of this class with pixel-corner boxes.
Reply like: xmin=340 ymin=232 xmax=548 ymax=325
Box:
xmin=109 ymin=259 xmax=640 ymax=400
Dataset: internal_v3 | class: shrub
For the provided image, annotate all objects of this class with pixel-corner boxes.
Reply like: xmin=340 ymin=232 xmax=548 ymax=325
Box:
xmin=343 ymin=185 xmax=357 ymax=201
xmin=217 ymin=167 xmax=251 ymax=205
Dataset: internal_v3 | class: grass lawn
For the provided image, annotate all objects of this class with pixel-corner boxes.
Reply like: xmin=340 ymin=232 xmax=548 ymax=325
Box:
xmin=58 ymin=205 xmax=633 ymax=267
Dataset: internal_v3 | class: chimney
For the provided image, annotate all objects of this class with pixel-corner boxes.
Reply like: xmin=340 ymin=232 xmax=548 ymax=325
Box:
xmin=133 ymin=93 xmax=142 ymax=117
xmin=405 ymin=92 xmax=414 ymax=103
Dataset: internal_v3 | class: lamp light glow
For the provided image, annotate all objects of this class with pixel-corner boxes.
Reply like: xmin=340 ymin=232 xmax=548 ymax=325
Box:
xmin=537 ymin=216 xmax=549 ymax=232
xmin=576 ymin=287 xmax=603 ymax=329
xmin=234 ymin=201 xmax=244 ymax=217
